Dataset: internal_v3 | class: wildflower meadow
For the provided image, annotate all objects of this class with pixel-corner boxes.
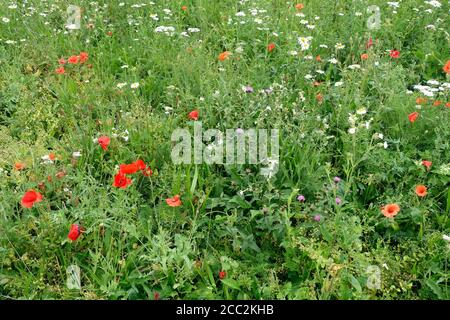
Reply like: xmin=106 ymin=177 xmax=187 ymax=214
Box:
xmin=0 ymin=0 xmax=449 ymax=300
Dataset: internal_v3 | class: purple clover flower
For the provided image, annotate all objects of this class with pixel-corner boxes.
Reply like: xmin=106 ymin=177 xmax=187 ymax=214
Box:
xmin=244 ymin=85 xmax=254 ymax=93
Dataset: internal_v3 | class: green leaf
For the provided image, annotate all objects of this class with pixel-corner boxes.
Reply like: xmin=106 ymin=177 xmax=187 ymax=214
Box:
xmin=221 ymin=278 xmax=241 ymax=290
xmin=425 ymin=279 xmax=443 ymax=299
xmin=319 ymin=224 xmax=333 ymax=243
xmin=349 ymin=275 xmax=362 ymax=293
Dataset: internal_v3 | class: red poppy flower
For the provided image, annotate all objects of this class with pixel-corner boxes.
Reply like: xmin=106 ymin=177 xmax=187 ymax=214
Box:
xmin=68 ymin=224 xmax=82 ymax=241
xmin=408 ymin=111 xmax=419 ymax=123
xmin=446 ymin=102 xmax=450 ymax=108
xmin=68 ymin=55 xmax=79 ymax=64
xmin=55 ymin=67 xmax=65 ymax=74
xmin=181 ymin=5 xmax=187 ymax=11
xmin=433 ymin=100 xmax=441 ymax=106
xmin=134 ymin=160 xmax=153 ymax=176
xmin=166 ymin=195 xmax=182 ymax=207
xmin=113 ymin=172 xmax=132 ymax=189
xmin=79 ymin=52 xmax=88 ymax=63
xmin=416 ymin=97 xmax=427 ymax=105
xmin=14 ymin=162 xmax=25 ymax=171
xmin=119 ymin=160 xmax=148 ymax=175
xmin=295 ymin=3 xmax=304 ymax=10
xmin=188 ymin=110 xmax=199 ymax=121
xmin=58 ymin=58 xmax=66 ymax=65
xmin=98 ymin=136 xmax=110 ymax=151
xmin=267 ymin=43 xmax=275 ymax=52
xmin=415 ymin=185 xmax=427 ymax=197
xmin=21 ymin=190 xmax=43 ymax=208
xmin=218 ymin=51 xmax=231 ymax=61
xmin=119 ymin=163 xmax=140 ymax=175
xmin=316 ymin=93 xmax=323 ymax=103
xmin=366 ymin=38 xmax=373 ymax=49
xmin=134 ymin=159 xmax=146 ymax=170
xmin=381 ymin=203 xmax=400 ymax=218
xmin=361 ymin=53 xmax=369 ymax=60
xmin=219 ymin=270 xmax=227 ymax=279
xmin=389 ymin=50 xmax=400 ymax=59
xmin=422 ymin=160 xmax=432 ymax=170
xmin=154 ymin=291 xmax=160 ymax=300
xmin=138 ymin=162 xmax=153 ymax=176
xmin=443 ymin=60 xmax=450 ymax=74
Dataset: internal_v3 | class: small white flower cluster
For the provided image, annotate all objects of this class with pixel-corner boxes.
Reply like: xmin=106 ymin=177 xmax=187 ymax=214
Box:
xmin=299 ymin=19 xmax=315 ymax=29
xmin=387 ymin=2 xmax=400 ymax=9
xmin=260 ymin=157 xmax=279 ymax=179
xmin=164 ymin=106 xmax=173 ymax=115
xmin=425 ymin=0 xmax=441 ymax=8
xmin=112 ymin=128 xmax=129 ymax=142
xmin=117 ymin=82 xmax=140 ymax=90
xmin=373 ymin=133 xmax=389 ymax=149
xmin=348 ymin=64 xmax=361 ymax=70
xmin=154 ymin=26 xmax=175 ymax=36
xmin=328 ymin=57 xmax=339 ymax=64
xmin=180 ymin=27 xmax=201 ymax=37
xmin=130 ymin=3 xmax=149 ymax=9
xmin=413 ymin=80 xmax=450 ymax=97
xmin=228 ymin=7 xmax=269 ymax=28
xmin=348 ymin=108 xmax=373 ymax=135
xmin=72 ymin=151 xmax=82 ymax=158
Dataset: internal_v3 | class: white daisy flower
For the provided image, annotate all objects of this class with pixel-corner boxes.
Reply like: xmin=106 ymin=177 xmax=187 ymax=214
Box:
xmin=297 ymin=36 xmax=313 ymax=51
